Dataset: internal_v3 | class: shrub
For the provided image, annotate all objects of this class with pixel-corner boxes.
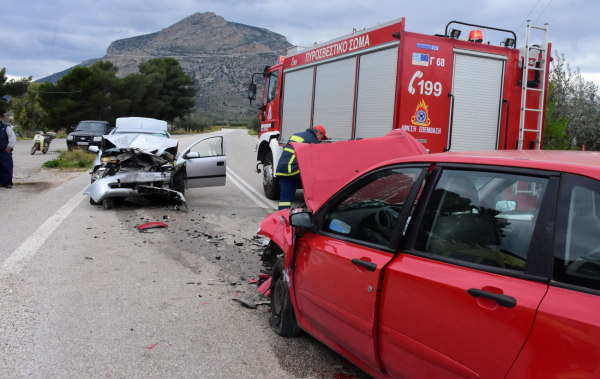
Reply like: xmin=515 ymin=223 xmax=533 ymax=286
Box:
xmin=43 ymin=150 xmax=96 ymax=169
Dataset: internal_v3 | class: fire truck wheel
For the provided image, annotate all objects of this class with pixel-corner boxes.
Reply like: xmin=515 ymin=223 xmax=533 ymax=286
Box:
xmin=263 ymin=152 xmax=280 ymax=200
xmin=270 ymin=258 xmax=301 ymax=337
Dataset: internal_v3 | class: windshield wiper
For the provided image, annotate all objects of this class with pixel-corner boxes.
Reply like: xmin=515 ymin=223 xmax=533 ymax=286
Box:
xmin=338 ymin=199 xmax=389 ymax=211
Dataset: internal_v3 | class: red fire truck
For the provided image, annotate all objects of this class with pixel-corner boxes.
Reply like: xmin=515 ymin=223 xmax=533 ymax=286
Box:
xmin=248 ymin=18 xmax=551 ymax=199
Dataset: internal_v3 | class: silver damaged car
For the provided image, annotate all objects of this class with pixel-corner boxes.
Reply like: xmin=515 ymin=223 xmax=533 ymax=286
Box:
xmin=85 ymin=133 xmax=226 ymax=209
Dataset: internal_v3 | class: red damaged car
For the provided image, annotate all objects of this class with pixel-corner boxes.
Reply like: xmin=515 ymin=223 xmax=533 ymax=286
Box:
xmin=258 ymin=130 xmax=600 ymax=379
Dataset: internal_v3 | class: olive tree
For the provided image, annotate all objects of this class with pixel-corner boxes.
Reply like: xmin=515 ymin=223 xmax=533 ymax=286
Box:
xmin=545 ymin=53 xmax=600 ymax=150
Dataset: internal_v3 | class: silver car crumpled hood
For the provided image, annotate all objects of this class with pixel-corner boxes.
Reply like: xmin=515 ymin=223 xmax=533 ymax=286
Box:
xmin=103 ymin=134 xmax=178 ymax=156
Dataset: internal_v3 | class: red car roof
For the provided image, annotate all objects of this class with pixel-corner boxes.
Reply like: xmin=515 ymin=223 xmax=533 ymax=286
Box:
xmin=383 ymin=150 xmax=600 ymax=179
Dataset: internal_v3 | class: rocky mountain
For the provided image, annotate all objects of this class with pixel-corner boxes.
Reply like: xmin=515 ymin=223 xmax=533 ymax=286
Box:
xmin=37 ymin=12 xmax=291 ymax=121
xmin=105 ymin=12 xmax=291 ymax=121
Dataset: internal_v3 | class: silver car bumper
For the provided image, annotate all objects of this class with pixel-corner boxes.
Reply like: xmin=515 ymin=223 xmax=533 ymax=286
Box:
xmin=84 ymin=172 xmax=173 ymax=203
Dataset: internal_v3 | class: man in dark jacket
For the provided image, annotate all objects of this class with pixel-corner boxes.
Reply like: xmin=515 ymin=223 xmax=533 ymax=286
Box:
xmin=275 ymin=125 xmax=328 ymax=210
xmin=0 ymin=115 xmax=16 ymax=188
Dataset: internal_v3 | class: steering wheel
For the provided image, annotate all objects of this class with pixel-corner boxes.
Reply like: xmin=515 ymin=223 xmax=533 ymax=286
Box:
xmin=375 ymin=206 xmax=402 ymax=231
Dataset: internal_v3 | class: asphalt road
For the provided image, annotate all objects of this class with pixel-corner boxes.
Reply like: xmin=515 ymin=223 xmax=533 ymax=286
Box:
xmin=0 ymin=130 xmax=368 ymax=379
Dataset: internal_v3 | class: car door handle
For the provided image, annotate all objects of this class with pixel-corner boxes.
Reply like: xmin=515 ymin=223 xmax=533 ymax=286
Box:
xmin=217 ymin=161 xmax=224 ymax=166
xmin=467 ymin=288 xmax=516 ymax=308
xmin=351 ymin=259 xmax=377 ymax=272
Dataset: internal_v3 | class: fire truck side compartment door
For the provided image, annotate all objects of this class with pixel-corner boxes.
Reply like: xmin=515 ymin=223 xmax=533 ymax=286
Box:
xmin=313 ymin=58 xmax=357 ymax=141
xmin=281 ymin=68 xmax=314 ymax=141
xmin=354 ymin=47 xmax=399 ymax=139
xmin=450 ymin=51 xmax=506 ymax=152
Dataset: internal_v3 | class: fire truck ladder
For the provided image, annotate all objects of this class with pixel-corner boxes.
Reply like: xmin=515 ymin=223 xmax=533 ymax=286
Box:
xmin=518 ymin=21 xmax=549 ymax=150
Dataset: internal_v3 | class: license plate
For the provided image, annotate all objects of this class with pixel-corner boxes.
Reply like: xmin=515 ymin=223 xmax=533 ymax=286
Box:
xmin=77 ymin=142 xmax=89 ymax=146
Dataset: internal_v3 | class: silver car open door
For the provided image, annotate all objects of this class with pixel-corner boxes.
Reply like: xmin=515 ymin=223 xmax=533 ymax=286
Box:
xmin=178 ymin=135 xmax=226 ymax=188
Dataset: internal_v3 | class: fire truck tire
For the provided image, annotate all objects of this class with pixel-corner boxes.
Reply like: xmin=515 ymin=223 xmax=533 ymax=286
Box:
xmin=270 ymin=258 xmax=301 ymax=337
xmin=263 ymin=152 xmax=280 ymax=200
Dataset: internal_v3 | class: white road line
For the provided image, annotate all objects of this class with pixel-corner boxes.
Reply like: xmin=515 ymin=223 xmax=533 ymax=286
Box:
xmin=230 ymin=128 xmax=258 ymax=146
xmin=226 ymin=168 xmax=277 ymax=210
xmin=227 ymin=174 xmax=275 ymax=211
xmin=0 ymin=187 xmax=87 ymax=278
xmin=227 ymin=168 xmax=277 ymax=208
xmin=245 ymin=133 xmax=258 ymax=146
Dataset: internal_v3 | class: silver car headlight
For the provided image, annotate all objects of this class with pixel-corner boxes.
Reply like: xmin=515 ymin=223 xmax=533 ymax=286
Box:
xmin=67 ymin=135 xmax=73 ymax=141
xmin=93 ymin=136 xmax=103 ymax=142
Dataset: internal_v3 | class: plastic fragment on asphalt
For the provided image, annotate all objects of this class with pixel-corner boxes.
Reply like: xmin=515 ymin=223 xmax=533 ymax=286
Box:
xmin=248 ymin=279 xmax=259 ymax=284
xmin=137 ymin=222 xmax=168 ymax=231
xmin=148 ymin=343 xmax=158 ymax=349
xmin=257 ymin=274 xmax=271 ymax=286
xmin=233 ymin=298 xmax=258 ymax=309
xmin=257 ymin=277 xmax=271 ymax=297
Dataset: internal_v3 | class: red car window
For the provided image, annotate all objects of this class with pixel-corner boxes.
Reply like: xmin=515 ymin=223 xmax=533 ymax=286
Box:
xmin=324 ymin=167 xmax=422 ymax=246
xmin=414 ymin=169 xmax=549 ymax=272
xmin=554 ymin=174 xmax=600 ymax=291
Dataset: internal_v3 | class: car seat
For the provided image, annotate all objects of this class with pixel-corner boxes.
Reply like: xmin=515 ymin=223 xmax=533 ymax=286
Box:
xmin=428 ymin=174 xmax=500 ymax=264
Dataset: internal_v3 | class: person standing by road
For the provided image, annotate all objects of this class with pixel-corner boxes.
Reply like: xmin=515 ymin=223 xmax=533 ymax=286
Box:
xmin=0 ymin=115 xmax=16 ymax=188
xmin=275 ymin=125 xmax=328 ymax=210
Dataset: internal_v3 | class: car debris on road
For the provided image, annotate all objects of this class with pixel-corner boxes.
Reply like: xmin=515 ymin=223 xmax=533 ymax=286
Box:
xmin=137 ymin=222 xmax=169 ymax=232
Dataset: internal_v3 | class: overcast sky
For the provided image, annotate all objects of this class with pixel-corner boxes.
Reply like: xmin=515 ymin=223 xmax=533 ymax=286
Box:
xmin=1 ymin=0 xmax=598 ymax=87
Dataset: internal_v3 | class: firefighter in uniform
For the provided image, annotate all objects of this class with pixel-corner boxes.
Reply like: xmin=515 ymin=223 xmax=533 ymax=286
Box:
xmin=0 ymin=115 xmax=16 ymax=189
xmin=276 ymin=125 xmax=328 ymax=210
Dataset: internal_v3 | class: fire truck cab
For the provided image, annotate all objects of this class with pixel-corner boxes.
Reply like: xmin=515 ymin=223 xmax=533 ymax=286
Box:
xmin=249 ymin=18 xmax=551 ymax=200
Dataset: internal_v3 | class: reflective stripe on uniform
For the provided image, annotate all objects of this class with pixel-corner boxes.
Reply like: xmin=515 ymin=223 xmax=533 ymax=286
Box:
xmin=278 ymin=202 xmax=291 ymax=206
xmin=288 ymin=154 xmax=296 ymax=173
xmin=284 ymin=147 xmax=295 ymax=153
xmin=289 ymin=135 xmax=305 ymax=143
xmin=276 ymin=170 xmax=299 ymax=177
